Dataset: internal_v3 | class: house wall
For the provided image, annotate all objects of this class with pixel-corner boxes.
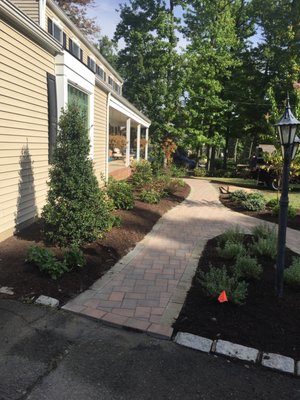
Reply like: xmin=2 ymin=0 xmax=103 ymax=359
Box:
xmin=94 ymin=86 xmax=108 ymax=183
xmin=9 ymin=0 xmax=40 ymax=24
xmin=0 ymin=19 xmax=55 ymax=241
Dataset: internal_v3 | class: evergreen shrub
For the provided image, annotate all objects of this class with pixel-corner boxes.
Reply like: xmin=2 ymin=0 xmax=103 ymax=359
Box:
xmin=107 ymin=177 xmax=134 ymax=210
xmin=284 ymin=257 xmax=300 ymax=287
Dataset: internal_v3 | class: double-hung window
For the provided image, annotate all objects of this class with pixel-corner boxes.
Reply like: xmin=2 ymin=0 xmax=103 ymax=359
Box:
xmin=108 ymin=76 xmax=113 ymax=87
xmin=48 ymin=18 xmax=63 ymax=44
xmin=87 ymin=56 xmax=96 ymax=72
xmin=69 ymin=38 xmax=82 ymax=61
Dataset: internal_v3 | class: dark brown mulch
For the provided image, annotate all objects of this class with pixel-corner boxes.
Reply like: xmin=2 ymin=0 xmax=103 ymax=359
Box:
xmin=173 ymin=235 xmax=300 ymax=359
xmin=219 ymin=192 xmax=300 ymax=231
xmin=0 ymin=184 xmax=190 ymax=305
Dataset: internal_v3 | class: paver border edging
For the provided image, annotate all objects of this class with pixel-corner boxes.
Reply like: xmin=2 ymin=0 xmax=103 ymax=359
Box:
xmin=174 ymin=331 xmax=300 ymax=377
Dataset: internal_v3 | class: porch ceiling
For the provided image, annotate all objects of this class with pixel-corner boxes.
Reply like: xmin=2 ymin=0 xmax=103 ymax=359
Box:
xmin=109 ymin=107 xmax=139 ymax=128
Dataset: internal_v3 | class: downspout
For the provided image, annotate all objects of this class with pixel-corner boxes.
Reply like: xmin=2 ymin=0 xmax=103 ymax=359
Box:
xmin=105 ymin=91 xmax=111 ymax=183
xmin=39 ymin=0 xmax=46 ymax=28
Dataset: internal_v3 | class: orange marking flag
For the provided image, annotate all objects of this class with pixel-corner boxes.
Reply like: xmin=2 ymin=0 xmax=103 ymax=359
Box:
xmin=218 ymin=290 xmax=228 ymax=303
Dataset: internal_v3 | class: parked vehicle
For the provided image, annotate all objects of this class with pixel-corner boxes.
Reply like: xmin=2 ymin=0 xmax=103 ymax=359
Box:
xmin=249 ymin=145 xmax=279 ymax=190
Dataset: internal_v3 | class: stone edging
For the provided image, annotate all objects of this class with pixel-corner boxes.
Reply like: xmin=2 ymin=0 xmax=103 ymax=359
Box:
xmin=174 ymin=332 xmax=299 ymax=377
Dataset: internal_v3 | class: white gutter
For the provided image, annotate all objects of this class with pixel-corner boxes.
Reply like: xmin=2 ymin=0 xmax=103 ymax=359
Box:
xmin=0 ymin=0 xmax=62 ymax=55
xmin=105 ymin=92 xmax=111 ymax=182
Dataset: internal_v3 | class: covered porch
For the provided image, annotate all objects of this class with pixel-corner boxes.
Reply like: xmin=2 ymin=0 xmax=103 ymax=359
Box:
xmin=107 ymin=95 xmax=151 ymax=180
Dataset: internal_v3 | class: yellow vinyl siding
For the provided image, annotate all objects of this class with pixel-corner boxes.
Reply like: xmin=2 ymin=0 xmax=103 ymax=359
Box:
xmin=9 ymin=0 xmax=39 ymax=24
xmin=0 ymin=20 xmax=55 ymax=240
xmin=94 ymin=86 xmax=108 ymax=182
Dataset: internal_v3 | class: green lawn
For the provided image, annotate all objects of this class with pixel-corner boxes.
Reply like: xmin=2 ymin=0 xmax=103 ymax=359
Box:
xmin=198 ymin=176 xmax=300 ymax=209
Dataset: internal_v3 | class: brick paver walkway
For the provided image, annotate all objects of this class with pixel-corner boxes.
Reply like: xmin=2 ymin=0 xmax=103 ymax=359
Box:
xmin=63 ymin=178 xmax=300 ymax=338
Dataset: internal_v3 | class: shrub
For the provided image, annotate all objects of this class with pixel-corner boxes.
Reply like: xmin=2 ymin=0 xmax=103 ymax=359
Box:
xmin=169 ymin=164 xmax=186 ymax=178
xmin=199 ymin=267 xmax=248 ymax=305
xmin=194 ymin=168 xmax=207 ymax=177
xmin=218 ymin=226 xmax=244 ymax=245
xmin=107 ymin=178 xmax=134 ymax=210
xmin=140 ymin=188 xmax=162 ymax=204
xmin=272 ymin=204 xmax=297 ymax=218
xmin=26 ymin=245 xmax=69 ymax=280
xmin=218 ymin=241 xmax=246 ymax=260
xmin=250 ymin=234 xmax=277 ymax=260
xmin=284 ymin=257 xmax=300 ymax=287
xmin=131 ymin=160 xmax=153 ymax=188
xmin=233 ymin=255 xmax=262 ymax=281
xmin=156 ymin=175 xmax=185 ymax=195
xmin=241 ymin=192 xmax=266 ymax=211
xmin=42 ymin=103 xmax=115 ymax=247
xmin=64 ymin=245 xmax=86 ymax=268
xmin=230 ymin=190 xmax=248 ymax=203
xmin=266 ymin=198 xmax=279 ymax=208
xmin=251 ymin=223 xmax=276 ymax=241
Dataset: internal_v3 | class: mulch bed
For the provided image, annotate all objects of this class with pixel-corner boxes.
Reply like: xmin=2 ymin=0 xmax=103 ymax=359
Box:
xmin=173 ymin=234 xmax=300 ymax=359
xmin=0 ymin=184 xmax=190 ymax=305
xmin=219 ymin=191 xmax=300 ymax=231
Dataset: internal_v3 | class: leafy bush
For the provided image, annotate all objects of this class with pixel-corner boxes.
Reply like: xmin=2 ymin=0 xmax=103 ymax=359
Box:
xmin=233 ymin=255 xmax=262 ymax=281
xmin=64 ymin=245 xmax=86 ymax=268
xmin=250 ymin=235 xmax=277 ymax=260
xmin=218 ymin=226 xmax=244 ymax=245
xmin=140 ymin=188 xmax=162 ymax=204
xmin=251 ymin=223 xmax=276 ymax=241
xmin=131 ymin=160 xmax=153 ymax=188
xmin=241 ymin=192 xmax=266 ymax=211
xmin=230 ymin=190 xmax=248 ymax=203
xmin=42 ymin=103 xmax=115 ymax=247
xmin=266 ymin=198 xmax=279 ymax=208
xmin=218 ymin=241 xmax=246 ymax=260
xmin=284 ymin=257 xmax=300 ymax=287
xmin=26 ymin=245 xmax=69 ymax=280
xmin=272 ymin=204 xmax=297 ymax=218
xmin=169 ymin=164 xmax=187 ymax=178
xmin=199 ymin=267 xmax=248 ymax=305
xmin=194 ymin=168 xmax=207 ymax=177
xmin=106 ymin=178 xmax=134 ymax=210
xmin=155 ymin=175 xmax=185 ymax=195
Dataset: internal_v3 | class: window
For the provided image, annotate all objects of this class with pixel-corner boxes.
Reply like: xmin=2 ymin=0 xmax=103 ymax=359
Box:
xmin=48 ymin=18 xmax=63 ymax=44
xmin=96 ymin=65 xmax=105 ymax=80
xmin=113 ymin=81 xmax=121 ymax=94
xmin=68 ymin=84 xmax=89 ymax=129
xmin=69 ymin=38 xmax=82 ymax=61
xmin=87 ymin=56 xmax=96 ymax=72
xmin=47 ymin=73 xmax=57 ymax=164
xmin=108 ymin=76 xmax=113 ymax=87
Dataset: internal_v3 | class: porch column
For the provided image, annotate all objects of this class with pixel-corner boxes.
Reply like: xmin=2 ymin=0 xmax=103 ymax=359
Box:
xmin=145 ymin=128 xmax=149 ymax=160
xmin=125 ymin=118 xmax=131 ymax=166
xmin=136 ymin=124 xmax=141 ymax=161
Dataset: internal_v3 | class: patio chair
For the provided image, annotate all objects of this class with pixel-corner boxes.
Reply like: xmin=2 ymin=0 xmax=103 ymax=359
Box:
xmin=112 ymin=148 xmax=124 ymax=160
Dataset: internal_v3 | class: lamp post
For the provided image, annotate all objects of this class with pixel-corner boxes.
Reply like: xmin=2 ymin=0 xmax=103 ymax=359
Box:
xmin=275 ymin=94 xmax=300 ymax=297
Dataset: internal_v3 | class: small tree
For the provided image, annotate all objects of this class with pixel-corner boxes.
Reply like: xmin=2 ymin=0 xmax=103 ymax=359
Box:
xmin=42 ymin=103 xmax=115 ymax=247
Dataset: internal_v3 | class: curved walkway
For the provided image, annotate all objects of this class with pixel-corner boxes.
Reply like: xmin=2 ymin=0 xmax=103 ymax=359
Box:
xmin=63 ymin=178 xmax=300 ymax=338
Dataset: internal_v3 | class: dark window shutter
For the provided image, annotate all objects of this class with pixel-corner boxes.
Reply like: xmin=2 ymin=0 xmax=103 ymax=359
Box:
xmin=48 ymin=18 xmax=53 ymax=35
xmin=80 ymin=49 xmax=83 ymax=61
xmin=47 ymin=73 xmax=57 ymax=164
xmin=104 ymin=72 xmax=106 ymax=81
xmin=63 ymin=32 xmax=67 ymax=49
xmin=69 ymin=38 xmax=73 ymax=53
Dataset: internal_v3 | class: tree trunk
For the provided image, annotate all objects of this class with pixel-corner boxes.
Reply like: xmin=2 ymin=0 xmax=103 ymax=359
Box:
xmin=223 ymin=126 xmax=229 ymax=169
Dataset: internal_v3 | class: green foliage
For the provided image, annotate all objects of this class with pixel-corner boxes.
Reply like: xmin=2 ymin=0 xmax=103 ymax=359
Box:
xmin=26 ymin=245 xmax=69 ymax=280
xmin=64 ymin=245 xmax=86 ymax=269
xmin=251 ymin=223 xmax=276 ymax=241
xmin=233 ymin=255 xmax=262 ymax=281
xmin=241 ymin=192 xmax=266 ymax=211
xmin=272 ymin=204 xmax=297 ymax=218
xmin=155 ymin=175 xmax=185 ymax=195
xmin=218 ymin=226 xmax=244 ymax=245
xmin=42 ymin=103 xmax=115 ymax=247
xmin=131 ymin=160 xmax=153 ymax=189
xmin=194 ymin=168 xmax=207 ymax=177
xmin=199 ymin=267 xmax=248 ymax=305
xmin=284 ymin=257 xmax=300 ymax=288
xmin=250 ymin=235 xmax=277 ymax=260
xmin=266 ymin=198 xmax=279 ymax=208
xmin=218 ymin=241 xmax=246 ymax=260
xmin=107 ymin=178 xmax=134 ymax=210
xmin=169 ymin=165 xmax=187 ymax=178
xmin=139 ymin=188 xmax=162 ymax=204
xmin=230 ymin=190 xmax=248 ymax=203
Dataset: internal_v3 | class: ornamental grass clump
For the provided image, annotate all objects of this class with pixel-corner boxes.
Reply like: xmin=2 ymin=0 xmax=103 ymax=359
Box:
xmin=250 ymin=234 xmax=277 ymax=260
xmin=233 ymin=255 xmax=262 ymax=281
xmin=199 ymin=267 xmax=248 ymax=305
xmin=251 ymin=223 xmax=276 ymax=241
xmin=42 ymin=103 xmax=115 ymax=247
xmin=284 ymin=257 xmax=300 ymax=288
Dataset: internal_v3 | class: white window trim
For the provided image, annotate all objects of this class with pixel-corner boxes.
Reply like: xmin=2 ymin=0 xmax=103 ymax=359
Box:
xmin=52 ymin=19 xmax=63 ymax=44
